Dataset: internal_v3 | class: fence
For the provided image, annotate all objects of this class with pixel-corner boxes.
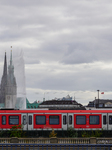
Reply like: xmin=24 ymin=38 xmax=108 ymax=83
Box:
xmin=0 ymin=143 xmax=112 ymax=150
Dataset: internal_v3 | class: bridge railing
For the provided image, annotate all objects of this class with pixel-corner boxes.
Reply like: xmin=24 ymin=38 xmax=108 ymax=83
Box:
xmin=0 ymin=137 xmax=112 ymax=144
xmin=58 ymin=138 xmax=90 ymax=144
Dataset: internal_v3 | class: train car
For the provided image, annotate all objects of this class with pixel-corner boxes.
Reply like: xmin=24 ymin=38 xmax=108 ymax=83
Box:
xmin=0 ymin=109 xmax=112 ymax=130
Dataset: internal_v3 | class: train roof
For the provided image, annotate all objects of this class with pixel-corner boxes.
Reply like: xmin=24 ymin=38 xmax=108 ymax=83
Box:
xmin=0 ymin=109 xmax=112 ymax=113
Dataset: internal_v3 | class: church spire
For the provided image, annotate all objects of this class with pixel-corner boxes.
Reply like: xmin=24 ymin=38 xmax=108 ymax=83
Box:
xmin=0 ymin=52 xmax=7 ymax=103
xmin=10 ymin=47 xmax=12 ymax=65
xmin=3 ymin=52 xmax=7 ymax=76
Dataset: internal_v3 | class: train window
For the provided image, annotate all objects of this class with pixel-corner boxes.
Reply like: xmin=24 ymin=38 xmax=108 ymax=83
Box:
xmin=9 ymin=116 xmax=19 ymax=125
xmin=2 ymin=116 xmax=6 ymax=125
xmin=109 ymin=116 xmax=112 ymax=124
xmin=23 ymin=115 xmax=26 ymax=125
xmin=29 ymin=115 xmax=32 ymax=125
xmin=36 ymin=116 xmax=46 ymax=125
xmin=63 ymin=115 xmax=66 ymax=125
xmin=76 ymin=116 xmax=86 ymax=125
xmin=103 ymin=116 xmax=106 ymax=125
xmin=89 ymin=116 xmax=99 ymax=125
xmin=69 ymin=115 xmax=72 ymax=125
xmin=49 ymin=116 xmax=59 ymax=125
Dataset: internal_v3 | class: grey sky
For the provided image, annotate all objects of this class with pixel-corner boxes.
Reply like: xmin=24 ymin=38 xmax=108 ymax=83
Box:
xmin=0 ymin=0 xmax=112 ymax=105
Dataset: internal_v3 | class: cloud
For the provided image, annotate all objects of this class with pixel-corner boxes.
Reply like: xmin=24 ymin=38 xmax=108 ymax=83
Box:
xmin=0 ymin=0 xmax=112 ymax=105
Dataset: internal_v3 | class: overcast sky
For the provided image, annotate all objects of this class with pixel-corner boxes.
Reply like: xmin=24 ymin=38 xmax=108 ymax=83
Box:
xmin=0 ymin=0 xmax=112 ymax=105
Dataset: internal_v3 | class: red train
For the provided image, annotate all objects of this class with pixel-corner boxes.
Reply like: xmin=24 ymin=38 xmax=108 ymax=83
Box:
xmin=0 ymin=109 xmax=111 ymax=130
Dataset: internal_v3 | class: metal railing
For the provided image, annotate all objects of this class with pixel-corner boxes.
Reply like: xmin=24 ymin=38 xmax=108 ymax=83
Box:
xmin=0 ymin=143 xmax=112 ymax=150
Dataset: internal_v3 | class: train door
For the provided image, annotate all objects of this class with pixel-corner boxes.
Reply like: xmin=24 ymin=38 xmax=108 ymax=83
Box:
xmin=27 ymin=113 xmax=33 ymax=130
xmin=102 ymin=113 xmax=108 ymax=130
xmin=22 ymin=113 xmax=28 ymax=130
xmin=68 ymin=113 xmax=74 ymax=129
xmin=62 ymin=113 xmax=67 ymax=130
xmin=108 ymin=113 xmax=112 ymax=130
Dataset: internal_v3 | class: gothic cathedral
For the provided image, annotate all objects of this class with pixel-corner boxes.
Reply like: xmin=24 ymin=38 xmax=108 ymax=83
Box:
xmin=0 ymin=51 xmax=17 ymax=108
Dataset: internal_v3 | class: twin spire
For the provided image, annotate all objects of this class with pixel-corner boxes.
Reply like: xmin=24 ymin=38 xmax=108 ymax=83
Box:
xmin=10 ymin=50 xmax=12 ymax=66
xmin=3 ymin=52 xmax=7 ymax=76
xmin=3 ymin=50 xmax=13 ymax=75
xmin=0 ymin=46 xmax=17 ymax=108
xmin=10 ymin=46 xmax=12 ymax=66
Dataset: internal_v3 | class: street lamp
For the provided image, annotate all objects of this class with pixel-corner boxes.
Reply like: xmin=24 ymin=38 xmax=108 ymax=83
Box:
xmin=97 ymin=90 xmax=100 ymax=108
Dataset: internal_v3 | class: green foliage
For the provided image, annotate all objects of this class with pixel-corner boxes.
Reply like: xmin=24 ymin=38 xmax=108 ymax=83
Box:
xmin=0 ymin=129 xmax=5 ymax=137
xmin=49 ymin=129 xmax=57 ymax=138
xmin=81 ymin=130 xmax=90 ymax=137
xmin=9 ymin=124 xmax=24 ymax=138
xmin=67 ymin=127 xmax=78 ymax=137
xmin=81 ymin=130 xmax=103 ymax=137
xmin=94 ymin=129 xmax=103 ymax=137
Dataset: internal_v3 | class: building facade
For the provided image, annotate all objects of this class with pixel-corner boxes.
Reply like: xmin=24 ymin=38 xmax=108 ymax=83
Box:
xmin=86 ymin=99 xmax=112 ymax=109
xmin=26 ymin=98 xmax=42 ymax=109
xmin=39 ymin=99 xmax=85 ymax=110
